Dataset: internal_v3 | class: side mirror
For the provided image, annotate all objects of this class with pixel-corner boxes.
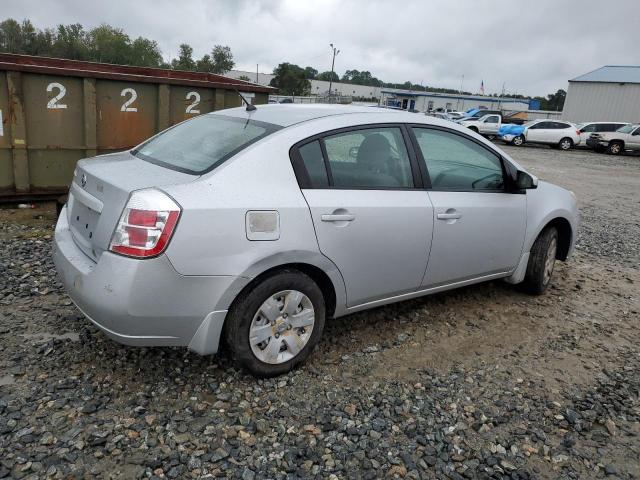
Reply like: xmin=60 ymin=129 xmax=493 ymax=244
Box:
xmin=516 ymin=170 xmax=538 ymax=189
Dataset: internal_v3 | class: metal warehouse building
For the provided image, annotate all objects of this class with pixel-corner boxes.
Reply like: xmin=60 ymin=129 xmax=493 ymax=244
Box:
xmin=380 ymin=89 xmax=533 ymax=113
xmin=562 ymin=65 xmax=640 ymax=123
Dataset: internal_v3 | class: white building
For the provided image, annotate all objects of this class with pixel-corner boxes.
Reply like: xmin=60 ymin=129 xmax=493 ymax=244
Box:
xmin=562 ymin=66 xmax=640 ymax=123
xmin=225 ymin=69 xmax=275 ymax=85
xmin=226 ymin=69 xmax=380 ymax=99
xmin=380 ymin=89 xmax=532 ymax=113
xmin=225 ymin=69 xmax=533 ymax=111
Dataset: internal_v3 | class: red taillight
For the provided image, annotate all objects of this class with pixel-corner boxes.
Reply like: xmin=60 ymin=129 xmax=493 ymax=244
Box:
xmin=109 ymin=189 xmax=181 ymax=258
xmin=576 ymin=130 xmax=580 ymax=136
xmin=128 ymin=209 xmax=158 ymax=227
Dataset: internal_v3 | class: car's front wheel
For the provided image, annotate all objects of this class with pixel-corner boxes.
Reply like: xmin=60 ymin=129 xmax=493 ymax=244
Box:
xmin=512 ymin=135 xmax=525 ymax=146
xmin=521 ymin=227 xmax=558 ymax=295
xmin=225 ymin=270 xmax=325 ymax=377
xmin=607 ymin=141 xmax=623 ymax=155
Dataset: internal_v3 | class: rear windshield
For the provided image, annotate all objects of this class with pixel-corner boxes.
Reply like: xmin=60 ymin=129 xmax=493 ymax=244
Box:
xmin=133 ymin=114 xmax=281 ymax=174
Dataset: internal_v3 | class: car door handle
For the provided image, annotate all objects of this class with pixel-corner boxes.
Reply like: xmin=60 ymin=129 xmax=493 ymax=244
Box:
xmin=437 ymin=213 xmax=462 ymax=220
xmin=321 ymin=214 xmax=355 ymax=222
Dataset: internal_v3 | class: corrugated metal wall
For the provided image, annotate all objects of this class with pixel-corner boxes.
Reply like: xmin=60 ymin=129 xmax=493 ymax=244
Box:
xmin=562 ymin=82 xmax=640 ymax=123
xmin=0 ymin=54 xmax=273 ymax=199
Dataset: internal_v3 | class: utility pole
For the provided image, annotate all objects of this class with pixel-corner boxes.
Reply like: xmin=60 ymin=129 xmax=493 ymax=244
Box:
xmin=329 ymin=43 xmax=340 ymax=98
xmin=458 ymin=74 xmax=465 ymax=110
xmin=256 ymin=64 xmax=259 ymax=84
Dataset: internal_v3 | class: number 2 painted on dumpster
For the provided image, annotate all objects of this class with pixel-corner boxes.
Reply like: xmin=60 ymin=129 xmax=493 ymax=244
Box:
xmin=120 ymin=88 xmax=138 ymax=112
xmin=185 ymin=91 xmax=200 ymax=114
xmin=47 ymin=82 xmax=68 ymax=109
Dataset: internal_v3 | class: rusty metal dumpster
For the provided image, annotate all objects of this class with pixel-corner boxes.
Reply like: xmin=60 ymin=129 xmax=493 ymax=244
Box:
xmin=0 ymin=53 xmax=274 ymax=199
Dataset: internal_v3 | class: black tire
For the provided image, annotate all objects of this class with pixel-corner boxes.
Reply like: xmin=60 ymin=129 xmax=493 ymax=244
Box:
xmin=225 ymin=269 xmax=325 ymax=377
xmin=558 ymin=137 xmax=574 ymax=150
xmin=512 ymin=135 xmax=525 ymax=146
xmin=521 ymin=227 xmax=558 ymax=295
xmin=607 ymin=141 xmax=623 ymax=155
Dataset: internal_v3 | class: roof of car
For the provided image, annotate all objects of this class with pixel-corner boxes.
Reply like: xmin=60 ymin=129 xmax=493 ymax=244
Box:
xmin=579 ymin=121 xmax=629 ymax=124
xmin=215 ymin=103 xmax=412 ymax=127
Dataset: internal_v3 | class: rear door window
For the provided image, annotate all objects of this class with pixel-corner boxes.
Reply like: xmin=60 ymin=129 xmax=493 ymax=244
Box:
xmin=134 ymin=114 xmax=280 ymax=174
xmin=323 ymin=127 xmax=414 ymax=189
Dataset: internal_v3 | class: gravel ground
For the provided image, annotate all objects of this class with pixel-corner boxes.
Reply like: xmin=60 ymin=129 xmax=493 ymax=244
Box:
xmin=1 ymin=146 xmax=639 ymax=479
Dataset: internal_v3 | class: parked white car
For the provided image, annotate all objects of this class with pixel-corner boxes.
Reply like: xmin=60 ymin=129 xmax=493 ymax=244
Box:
xmin=499 ymin=120 xmax=581 ymax=150
xmin=586 ymin=124 xmax=640 ymax=154
xmin=459 ymin=114 xmax=502 ymax=136
xmin=576 ymin=121 xmax=629 ymax=146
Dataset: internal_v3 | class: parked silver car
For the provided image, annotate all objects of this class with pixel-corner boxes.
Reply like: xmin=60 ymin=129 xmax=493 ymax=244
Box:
xmin=54 ymin=105 xmax=579 ymax=377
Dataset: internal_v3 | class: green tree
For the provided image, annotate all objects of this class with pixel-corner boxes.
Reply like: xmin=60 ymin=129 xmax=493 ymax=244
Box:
xmin=238 ymin=74 xmax=251 ymax=81
xmin=171 ymin=43 xmax=196 ymax=71
xmin=0 ymin=19 xmax=23 ymax=53
xmin=316 ymin=71 xmax=339 ymax=82
xmin=210 ymin=45 xmax=234 ymax=74
xmin=196 ymin=54 xmax=213 ymax=72
xmin=52 ymin=23 xmax=89 ymax=60
xmin=130 ymin=37 xmax=162 ymax=67
xmin=546 ymin=89 xmax=566 ymax=111
xmin=269 ymin=62 xmax=310 ymax=95
xmin=303 ymin=66 xmax=317 ymax=79
xmin=88 ymin=24 xmax=131 ymax=64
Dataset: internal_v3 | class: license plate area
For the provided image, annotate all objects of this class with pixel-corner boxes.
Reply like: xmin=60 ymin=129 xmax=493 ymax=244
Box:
xmin=70 ymin=201 xmax=100 ymax=242
xmin=68 ymin=192 xmax=101 ymax=260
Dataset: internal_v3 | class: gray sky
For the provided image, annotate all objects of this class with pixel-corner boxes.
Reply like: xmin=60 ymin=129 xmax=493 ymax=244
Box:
xmin=4 ymin=0 xmax=639 ymax=96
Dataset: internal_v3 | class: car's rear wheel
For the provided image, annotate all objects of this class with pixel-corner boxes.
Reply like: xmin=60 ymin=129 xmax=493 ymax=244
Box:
xmin=607 ymin=141 xmax=623 ymax=155
xmin=521 ymin=227 xmax=558 ymax=295
xmin=558 ymin=137 xmax=574 ymax=150
xmin=512 ymin=135 xmax=525 ymax=146
xmin=225 ymin=270 xmax=325 ymax=377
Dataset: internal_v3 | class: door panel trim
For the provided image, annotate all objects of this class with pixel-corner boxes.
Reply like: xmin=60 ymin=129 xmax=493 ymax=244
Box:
xmin=344 ymin=269 xmax=512 ymax=314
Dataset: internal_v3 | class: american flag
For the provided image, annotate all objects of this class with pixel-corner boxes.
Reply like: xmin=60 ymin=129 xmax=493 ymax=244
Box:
xmin=480 ymin=80 xmax=485 ymax=95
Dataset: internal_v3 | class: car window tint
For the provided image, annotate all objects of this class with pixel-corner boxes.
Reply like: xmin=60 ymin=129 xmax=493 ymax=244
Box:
xmin=413 ymin=128 xmax=504 ymax=191
xmin=298 ymin=141 xmax=329 ymax=187
xmin=323 ymin=127 xmax=413 ymax=188
xmin=555 ymin=122 xmax=571 ymax=129
xmin=581 ymin=124 xmax=597 ymax=133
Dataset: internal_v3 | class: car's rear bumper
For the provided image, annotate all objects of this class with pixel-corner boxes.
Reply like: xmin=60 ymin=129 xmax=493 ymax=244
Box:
xmin=53 ymin=206 xmax=246 ymax=354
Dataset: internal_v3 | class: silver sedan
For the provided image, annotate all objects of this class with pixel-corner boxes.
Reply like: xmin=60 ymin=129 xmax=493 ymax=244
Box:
xmin=54 ymin=104 xmax=579 ymax=377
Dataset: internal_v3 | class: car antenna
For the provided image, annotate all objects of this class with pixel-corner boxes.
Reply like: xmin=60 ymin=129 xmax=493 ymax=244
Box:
xmin=235 ymin=89 xmax=257 ymax=112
